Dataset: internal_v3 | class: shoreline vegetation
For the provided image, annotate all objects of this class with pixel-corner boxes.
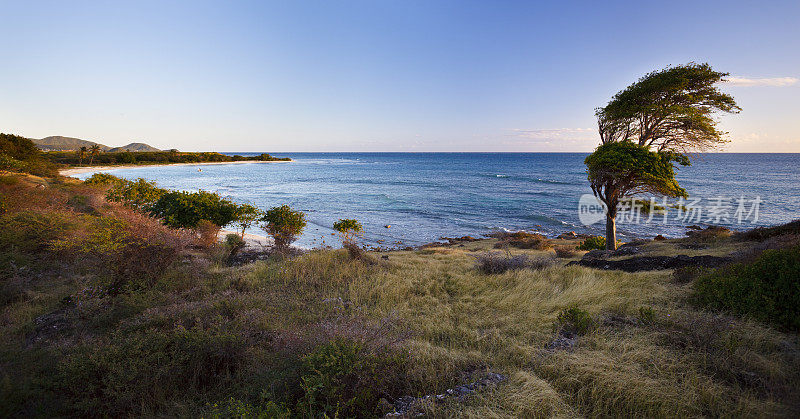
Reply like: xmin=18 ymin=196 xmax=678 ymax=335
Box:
xmin=48 ymin=150 xmax=291 ymax=174
xmin=2 ymin=132 xmax=799 ymax=416
xmin=60 ymin=159 xmax=291 ymax=176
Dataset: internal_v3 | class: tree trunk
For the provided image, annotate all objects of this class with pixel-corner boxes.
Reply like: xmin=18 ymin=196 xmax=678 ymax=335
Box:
xmin=605 ymin=212 xmax=617 ymax=250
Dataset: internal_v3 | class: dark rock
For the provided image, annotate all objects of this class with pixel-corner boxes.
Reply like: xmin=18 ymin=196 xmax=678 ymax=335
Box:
xmin=545 ymin=330 xmax=578 ymax=351
xmin=557 ymin=231 xmax=578 ymax=239
xmin=614 ymin=245 xmax=640 ymax=256
xmin=653 ymin=234 xmax=667 ymax=241
xmin=386 ymin=371 xmax=507 ymax=417
xmin=568 ymin=254 xmax=732 ymax=272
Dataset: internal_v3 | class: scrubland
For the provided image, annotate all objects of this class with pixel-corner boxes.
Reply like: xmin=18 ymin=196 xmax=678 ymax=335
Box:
xmin=1 ymin=172 xmax=798 ymax=418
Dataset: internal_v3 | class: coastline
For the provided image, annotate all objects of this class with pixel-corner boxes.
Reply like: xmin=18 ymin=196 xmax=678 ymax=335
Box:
xmin=218 ymin=229 xmax=274 ymax=248
xmin=59 ymin=159 xmax=290 ymax=177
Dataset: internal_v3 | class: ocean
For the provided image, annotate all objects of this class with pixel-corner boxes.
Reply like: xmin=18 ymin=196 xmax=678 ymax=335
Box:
xmin=74 ymin=153 xmax=800 ymax=249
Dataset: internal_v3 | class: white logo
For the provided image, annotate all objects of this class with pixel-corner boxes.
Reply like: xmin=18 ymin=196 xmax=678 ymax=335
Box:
xmin=578 ymin=194 xmax=606 ymax=225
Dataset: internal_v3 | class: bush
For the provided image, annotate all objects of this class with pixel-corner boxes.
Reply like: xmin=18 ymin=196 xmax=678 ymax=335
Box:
xmin=233 ymin=203 xmax=262 ymax=237
xmin=297 ymin=338 xmax=409 ymax=418
xmin=224 ymin=233 xmax=246 ymax=256
xmin=684 ymin=226 xmax=731 ymax=243
xmin=0 ymin=134 xmax=59 ymax=176
xmin=694 ymin=245 xmax=800 ymax=331
xmin=333 ymin=218 xmax=363 ymax=245
xmin=84 ymin=173 xmax=126 ymax=186
xmin=150 ymin=190 xmax=239 ymax=229
xmin=106 ymin=178 xmax=166 ymax=211
xmin=736 ymin=219 xmax=800 ymax=242
xmin=475 ymin=252 xmax=554 ymax=274
xmin=555 ymin=307 xmax=595 ymax=335
xmin=494 ymin=231 xmax=553 ymax=250
xmin=50 ymin=213 xmax=185 ymax=295
xmin=59 ymin=325 xmax=248 ymax=415
xmin=196 ymin=220 xmax=221 ymax=249
xmin=204 ymin=398 xmax=290 ymax=419
xmin=554 ymin=246 xmax=578 ymax=258
xmin=262 ymin=205 xmax=306 ymax=251
xmin=0 ymin=211 xmax=73 ymax=254
xmin=577 ymin=235 xmax=607 ymax=250
xmin=672 ymin=265 xmax=708 ymax=284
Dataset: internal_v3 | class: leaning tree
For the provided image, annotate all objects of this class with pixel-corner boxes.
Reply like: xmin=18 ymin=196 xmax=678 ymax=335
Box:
xmin=586 ymin=63 xmax=740 ymax=250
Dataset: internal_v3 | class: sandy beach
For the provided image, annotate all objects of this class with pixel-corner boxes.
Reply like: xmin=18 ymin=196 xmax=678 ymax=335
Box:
xmin=59 ymin=159 xmax=290 ymax=177
xmin=218 ymin=229 xmax=274 ymax=248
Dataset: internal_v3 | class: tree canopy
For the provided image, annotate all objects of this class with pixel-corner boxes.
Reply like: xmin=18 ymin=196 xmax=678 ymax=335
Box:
xmin=597 ymin=62 xmax=740 ymax=152
xmin=585 ymin=142 xmax=689 ymax=216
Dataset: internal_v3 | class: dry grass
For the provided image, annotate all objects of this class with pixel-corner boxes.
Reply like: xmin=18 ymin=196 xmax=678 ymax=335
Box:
xmin=2 ymin=174 xmax=798 ymax=417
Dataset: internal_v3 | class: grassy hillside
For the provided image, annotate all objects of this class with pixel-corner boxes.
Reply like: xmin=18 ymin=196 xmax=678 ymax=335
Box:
xmin=1 ymin=172 xmax=798 ymax=417
xmin=107 ymin=142 xmax=161 ymax=152
xmin=33 ymin=136 xmax=111 ymax=151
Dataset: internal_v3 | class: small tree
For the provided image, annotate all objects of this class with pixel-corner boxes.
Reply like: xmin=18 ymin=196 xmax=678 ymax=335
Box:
xmin=89 ymin=144 xmax=101 ymax=165
xmin=587 ymin=63 xmax=739 ymax=250
xmin=333 ymin=219 xmax=363 ymax=246
xmin=261 ymin=205 xmax=306 ymax=251
xmin=586 ymin=142 xmax=689 ymax=249
xmin=78 ymin=146 xmax=88 ymax=165
xmin=234 ymin=203 xmax=263 ymax=238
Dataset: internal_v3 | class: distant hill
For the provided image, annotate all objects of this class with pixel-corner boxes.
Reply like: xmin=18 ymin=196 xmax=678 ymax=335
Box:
xmin=34 ymin=136 xmax=110 ymax=152
xmin=33 ymin=136 xmax=160 ymax=152
xmin=108 ymin=143 xmax=161 ymax=152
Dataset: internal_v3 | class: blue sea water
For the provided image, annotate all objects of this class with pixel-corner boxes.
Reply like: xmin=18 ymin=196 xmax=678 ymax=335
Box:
xmin=74 ymin=153 xmax=800 ymax=248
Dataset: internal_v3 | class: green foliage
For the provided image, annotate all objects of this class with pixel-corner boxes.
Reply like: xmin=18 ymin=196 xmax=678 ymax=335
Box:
xmin=0 ymin=133 xmax=40 ymax=161
xmin=694 ymin=245 xmax=800 ymax=331
xmin=0 ymin=133 xmax=59 ymax=177
xmin=59 ymin=325 xmax=248 ymax=415
xmin=576 ymin=236 xmax=607 ymax=251
xmin=555 ymin=307 xmax=595 ymax=335
xmin=0 ymin=211 xmax=73 ymax=255
xmin=262 ymin=205 xmax=306 ymax=250
xmin=84 ymin=172 xmax=127 ymax=186
xmin=233 ymin=204 xmax=263 ymax=237
xmin=44 ymin=150 xmax=290 ymax=166
xmin=298 ymin=338 xmax=408 ymax=418
xmin=585 ymin=142 xmax=689 ymax=206
xmin=150 ymin=191 xmax=239 ymax=229
xmin=107 ymin=178 xmax=166 ymax=212
xmin=204 ymin=398 xmax=290 ymax=419
xmin=597 ymin=62 xmax=740 ymax=151
xmin=638 ymin=306 xmax=656 ymax=325
xmin=333 ymin=218 xmax=363 ymax=245
xmin=50 ymin=215 xmax=183 ymax=294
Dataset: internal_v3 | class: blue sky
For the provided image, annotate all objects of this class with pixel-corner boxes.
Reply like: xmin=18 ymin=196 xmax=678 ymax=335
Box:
xmin=1 ymin=0 xmax=798 ymax=152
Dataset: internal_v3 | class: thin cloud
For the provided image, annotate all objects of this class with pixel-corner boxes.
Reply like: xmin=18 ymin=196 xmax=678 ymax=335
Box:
xmin=507 ymin=128 xmax=594 ymax=140
xmin=726 ymin=76 xmax=798 ymax=87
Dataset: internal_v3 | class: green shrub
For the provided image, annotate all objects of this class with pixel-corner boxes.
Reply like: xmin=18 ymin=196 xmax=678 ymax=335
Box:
xmin=333 ymin=219 xmax=363 ymax=245
xmin=262 ymin=205 xmax=306 ymax=251
xmin=233 ymin=204 xmax=262 ymax=237
xmin=106 ymin=178 xmax=166 ymax=211
xmin=577 ymin=235 xmax=608 ymax=251
xmin=694 ymin=245 xmax=800 ymax=331
xmin=150 ymin=190 xmax=239 ymax=229
xmin=0 ymin=211 xmax=73 ymax=254
xmin=84 ymin=172 xmax=126 ymax=186
xmin=555 ymin=306 xmax=595 ymax=335
xmin=59 ymin=325 xmax=248 ymax=415
xmin=297 ymin=338 xmax=408 ymax=418
xmin=638 ymin=306 xmax=656 ymax=324
xmin=204 ymin=398 xmax=290 ymax=419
